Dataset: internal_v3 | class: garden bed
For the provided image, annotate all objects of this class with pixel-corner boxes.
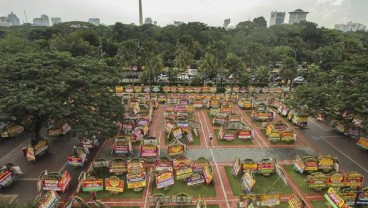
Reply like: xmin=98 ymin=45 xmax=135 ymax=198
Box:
xmin=224 ymin=166 xmax=292 ymax=195
xmin=311 ymin=201 xmax=328 ymax=208
xmin=214 ymin=130 xmax=253 ymax=145
xmin=245 ymin=112 xmax=266 ymax=128
xmin=283 ymin=165 xmax=322 ymax=194
xmin=152 ymin=177 xmax=216 ymax=197
xmin=259 ymin=129 xmax=295 ymax=145
xmin=78 ymin=167 xmax=143 ymax=199
xmin=165 ymin=132 xmax=200 ymax=146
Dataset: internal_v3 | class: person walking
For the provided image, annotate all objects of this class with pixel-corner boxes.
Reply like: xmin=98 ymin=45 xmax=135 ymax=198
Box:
xmin=208 ymin=133 xmax=213 ymax=142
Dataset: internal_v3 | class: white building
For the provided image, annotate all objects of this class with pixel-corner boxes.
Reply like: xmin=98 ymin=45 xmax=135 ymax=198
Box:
xmin=51 ymin=17 xmax=61 ymax=25
xmin=88 ymin=18 xmax=100 ymax=26
xmin=33 ymin=14 xmax=50 ymax=26
xmin=289 ymin=9 xmax=308 ymax=24
xmin=0 ymin=12 xmax=20 ymax=26
xmin=269 ymin=11 xmax=285 ymax=26
xmin=334 ymin=22 xmax=366 ymax=33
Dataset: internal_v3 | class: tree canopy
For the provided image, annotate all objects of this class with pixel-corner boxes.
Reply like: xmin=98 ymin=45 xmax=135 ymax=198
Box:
xmin=0 ymin=18 xmax=367 ymax=135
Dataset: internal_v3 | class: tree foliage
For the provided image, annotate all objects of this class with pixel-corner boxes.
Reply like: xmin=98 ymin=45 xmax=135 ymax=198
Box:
xmin=0 ymin=19 xmax=367 ymax=133
xmin=0 ymin=51 xmax=122 ymax=139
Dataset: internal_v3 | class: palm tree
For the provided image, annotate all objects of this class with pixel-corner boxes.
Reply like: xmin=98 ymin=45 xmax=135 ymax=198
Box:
xmin=281 ymin=57 xmax=298 ymax=90
xmin=199 ymin=53 xmax=218 ymax=85
xmin=117 ymin=40 xmax=139 ymax=83
xmin=174 ymin=43 xmax=194 ymax=85
xmin=225 ymin=52 xmax=244 ymax=95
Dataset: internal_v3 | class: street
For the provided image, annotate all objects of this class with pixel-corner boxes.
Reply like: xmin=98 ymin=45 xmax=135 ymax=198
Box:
xmin=0 ymin=129 xmax=101 ymax=203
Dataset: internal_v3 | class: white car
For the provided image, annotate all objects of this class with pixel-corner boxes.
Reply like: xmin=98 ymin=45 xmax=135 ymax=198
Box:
xmin=293 ymin=76 xmax=305 ymax=82
xmin=157 ymin=74 xmax=169 ymax=82
xmin=177 ymin=73 xmax=190 ymax=80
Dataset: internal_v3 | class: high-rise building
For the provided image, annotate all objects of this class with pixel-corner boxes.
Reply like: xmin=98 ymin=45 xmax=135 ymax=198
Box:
xmin=139 ymin=0 xmax=143 ymax=26
xmin=144 ymin=17 xmax=152 ymax=25
xmin=223 ymin=18 xmax=231 ymax=28
xmin=88 ymin=18 xmax=100 ymax=26
xmin=154 ymin=21 xmax=157 ymax=26
xmin=33 ymin=14 xmax=50 ymax=26
xmin=288 ymin=9 xmax=308 ymax=24
xmin=269 ymin=11 xmax=285 ymax=26
xmin=334 ymin=22 xmax=366 ymax=33
xmin=51 ymin=17 xmax=61 ymax=25
xmin=7 ymin=12 xmax=20 ymax=26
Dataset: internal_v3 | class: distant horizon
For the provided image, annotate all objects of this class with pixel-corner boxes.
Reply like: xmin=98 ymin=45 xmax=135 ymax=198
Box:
xmin=1 ymin=0 xmax=367 ymax=28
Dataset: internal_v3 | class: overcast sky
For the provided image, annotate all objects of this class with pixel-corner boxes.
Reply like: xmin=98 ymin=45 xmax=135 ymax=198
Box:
xmin=1 ymin=0 xmax=367 ymax=28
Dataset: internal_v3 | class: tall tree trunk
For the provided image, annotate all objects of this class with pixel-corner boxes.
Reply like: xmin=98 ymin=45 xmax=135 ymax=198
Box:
xmin=33 ymin=115 xmax=47 ymax=142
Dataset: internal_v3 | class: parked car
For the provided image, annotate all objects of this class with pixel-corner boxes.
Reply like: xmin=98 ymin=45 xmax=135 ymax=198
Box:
xmin=157 ymin=74 xmax=169 ymax=82
xmin=293 ymin=76 xmax=305 ymax=82
xmin=177 ymin=73 xmax=190 ymax=80
xmin=272 ymin=76 xmax=282 ymax=82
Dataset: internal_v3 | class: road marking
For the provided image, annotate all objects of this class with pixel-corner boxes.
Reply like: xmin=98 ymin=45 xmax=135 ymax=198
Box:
xmin=308 ymin=118 xmax=331 ymax=131
xmin=143 ymin=167 xmax=152 ymax=208
xmin=201 ymin=110 xmax=214 ymax=148
xmin=0 ymin=194 xmax=18 ymax=204
xmin=209 ymin=148 xmax=230 ymax=208
xmin=321 ymin=137 xmax=368 ymax=174
xmin=58 ymin=162 xmax=67 ymax=173
xmin=198 ymin=111 xmax=208 ymax=149
xmin=0 ymin=139 xmax=29 ymax=164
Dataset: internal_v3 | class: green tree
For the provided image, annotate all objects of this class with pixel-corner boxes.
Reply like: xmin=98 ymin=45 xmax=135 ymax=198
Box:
xmin=117 ymin=39 xmax=139 ymax=69
xmin=199 ymin=53 xmax=218 ymax=84
xmin=0 ymin=51 xmax=122 ymax=140
xmin=280 ymin=57 xmax=298 ymax=90
xmin=225 ymin=52 xmax=244 ymax=94
xmin=254 ymin=65 xmax=270 ymax=84
xmin=174 ymin=45 xmax=193 ymax=73
xmin=49 ymin=33 xmax=96 ymax=57
xmin=253 ymin=16 xmax=267 ymax=28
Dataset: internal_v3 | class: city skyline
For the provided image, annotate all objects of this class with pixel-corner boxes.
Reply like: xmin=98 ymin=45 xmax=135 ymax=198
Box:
xmin=0 ymin=0 xmax=367 ymax=28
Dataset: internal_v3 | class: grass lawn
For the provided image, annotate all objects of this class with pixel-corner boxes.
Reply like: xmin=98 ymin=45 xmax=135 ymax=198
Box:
xmin=207 ymin=112 xmax=221 ymax=127
xmin=245 ymin=112 xmax=266 ymax=128
xmin=283 ymin=165 xmax=323 ymax=194
xmin=78 ymin=167 xmax=143 ymax=199
xmin=224 ymin=167 xmax=292 ymax=196
xmin=165 ymin=132 xmax=200 ymax=146
xmin=188 ymin=132 xmax=201 ymax=146
xmin=78 ymin=186 xmax=143 ymax=199
xmin=214 ymin=129 xmax=253 ymax=145
xmin=311 ymin=201 xmax=328 ymax=208
xmin=259 ymin=129 xmax=295 ymax=145
xmin=152 ymin=178 xmax=216 ymax=197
